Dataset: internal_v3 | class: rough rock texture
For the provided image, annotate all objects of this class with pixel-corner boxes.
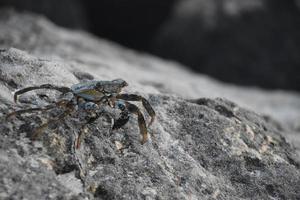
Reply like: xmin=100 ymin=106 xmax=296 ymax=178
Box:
xmin=0 ymin=9 xmax=300 ymax=199
xmin=153 ymin=0 xmax=300 ymax=91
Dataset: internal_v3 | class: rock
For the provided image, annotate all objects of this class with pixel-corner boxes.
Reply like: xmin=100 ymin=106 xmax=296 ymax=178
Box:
xmin=152 ymin=0 xmax=300 ymax=91
xmin=0 ymin=9 xmax=300 ymax=199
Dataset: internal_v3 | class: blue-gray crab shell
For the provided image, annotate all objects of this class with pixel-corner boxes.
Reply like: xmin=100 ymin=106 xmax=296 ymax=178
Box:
xmin=70 ymin=79 xmax=128 ymax=101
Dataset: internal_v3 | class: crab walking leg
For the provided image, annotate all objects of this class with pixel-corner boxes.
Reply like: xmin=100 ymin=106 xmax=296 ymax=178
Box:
xmin=76 ymin=101 xmax=115 ymax=148
xmin=116 ymin=94 xmax=156 ymax=126
xmin=31 ymin=107 xmax=73 ymax=140
xmin=112 ymin=110 xmax=129 ymax=130
xmin=76 ymin=114 xmax=101 ymax=149
xmin=76 ymin=111 xmax=115 ymax=149
xmin=127 ymin=103 xmax=148 ymax=144
xmin=112 ymin=100 xmax=130 ymax=130
xmin=6 ymin=105 xmax=55 ymax=120
xmin=14 ymin=84 xmax=71 ymax=103
xmin=6 ymin=99 xmax=70 ymax=119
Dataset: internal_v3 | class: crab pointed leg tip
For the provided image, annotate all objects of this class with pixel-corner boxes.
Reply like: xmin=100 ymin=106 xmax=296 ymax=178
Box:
xmin=30 ymin=136 xmax=37 ymax=141
xmin=148 ymin=117 xmax=155 ymax=127
xmin=141 ymin=136 xmax=148 ymax=145
xmin=76 ymin=141 xmax=81 ymax=149
xmin=6 ymin=113 xmax=13 ymax=120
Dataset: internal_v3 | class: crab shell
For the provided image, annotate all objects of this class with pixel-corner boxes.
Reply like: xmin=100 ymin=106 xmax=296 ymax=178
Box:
xmin=70 ymin=79 xmax=128 ymax=101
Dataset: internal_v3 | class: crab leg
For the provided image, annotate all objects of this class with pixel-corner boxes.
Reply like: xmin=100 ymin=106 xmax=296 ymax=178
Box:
xmin=31 ymin=107 xmax=73 ymax=140
xmin=112 ymin=99 xmax=129 ymax=130
xmin=6 ymin=99 xmax=70 ymax=119
xmin=6 ymin=105 xmax=55 ymax=120
xmin=127 ymin=102 xmax=148 ymax=144
xmin=14 ymin=84 xmax=71 ymax=103
xmin=76 ymin=113 xmax=115 ymax=149
xmin=112 ymin=110 xmax=129 ymax=130
xmin=76 ymin=101 xmax=115 ymax=148
xmin=116 ymin=94 xmax=156 ymax=126
xmin=76 ymin=114 xmax=101 ymax=149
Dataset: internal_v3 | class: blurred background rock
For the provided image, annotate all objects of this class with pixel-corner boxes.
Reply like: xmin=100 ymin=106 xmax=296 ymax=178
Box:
xmin=0 ymin=0 xmax=299 ymax=91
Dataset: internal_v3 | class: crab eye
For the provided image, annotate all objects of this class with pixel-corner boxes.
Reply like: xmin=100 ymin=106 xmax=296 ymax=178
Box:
xmin=112 ymin=79 xmax=128 ymax=87
xmin=117 ymin=100 xmax=126 ymax=110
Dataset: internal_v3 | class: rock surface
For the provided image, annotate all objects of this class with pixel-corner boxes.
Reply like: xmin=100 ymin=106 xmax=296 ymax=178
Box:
xmin=0 ymin=9 xmax=300 ymax=199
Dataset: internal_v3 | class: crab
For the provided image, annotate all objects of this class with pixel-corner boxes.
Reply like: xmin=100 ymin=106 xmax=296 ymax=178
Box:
xmin=6 ymin=79 xmax=156 ymax=148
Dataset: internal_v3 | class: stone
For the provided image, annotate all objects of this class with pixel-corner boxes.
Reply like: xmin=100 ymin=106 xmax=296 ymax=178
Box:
xmin=0 ymin=9 xmax=299 ymax=199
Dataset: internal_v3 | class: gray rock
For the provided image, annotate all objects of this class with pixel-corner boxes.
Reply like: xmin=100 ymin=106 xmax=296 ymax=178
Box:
xmin=0 ymin=9 xmax=300 ymax=199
